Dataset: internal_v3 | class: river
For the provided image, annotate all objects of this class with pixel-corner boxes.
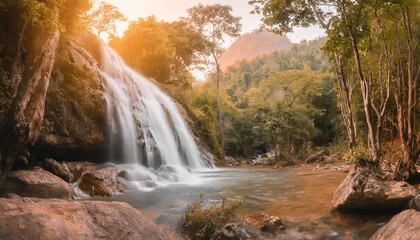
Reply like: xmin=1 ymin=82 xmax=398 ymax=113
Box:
xmin=99 ymin=165 xmax=392 ymax=239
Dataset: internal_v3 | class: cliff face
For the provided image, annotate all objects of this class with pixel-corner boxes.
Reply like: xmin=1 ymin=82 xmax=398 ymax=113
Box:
xmin=34 ymin=33 xmax=106 ymax=162
xmin=219 ymin=31 xmax=292 ymax=71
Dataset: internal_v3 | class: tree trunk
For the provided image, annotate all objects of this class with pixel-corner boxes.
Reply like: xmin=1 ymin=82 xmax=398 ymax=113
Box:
xmin=339 ymin=1 xmax=380 ymax=162
xmin=0 ymin=30 xmax=60 ymax=184
xmin=393 ymin=9 xmax=419 ymax=181
xmin=333 ymin=54 xmax=357 ymax=148
xmin=215 ymin=62 xmax=225 ymax=161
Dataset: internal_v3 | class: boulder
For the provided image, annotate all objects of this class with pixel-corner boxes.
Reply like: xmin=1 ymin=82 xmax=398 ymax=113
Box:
xmin=370 ymin=209 xmax=420 ymax=240
xmin=406 ymin=195 xmax=420 ymax=211
xmin=332 ymin=167 xmax=418 ymax=210
xmin=0 ymin=198 xmax=170 ymax=240
xmin=305 ymin=149 xmax=329 ymax=163
xmin=43 ymin=158 xmax=74 ymax=183
xmin=244 ymin=213 xmax=285 ymax=233
xmin=0 ymin=168 xmax=74 ymax=199
xmin=76 ymin=165 xmax=130 ymax=197
xmin=214 ymin=221 xmax=256 ymax=240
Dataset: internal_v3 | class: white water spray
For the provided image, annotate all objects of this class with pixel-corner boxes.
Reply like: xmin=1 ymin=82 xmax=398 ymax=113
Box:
xmin=100 ymin=43 xmax=212 ymax=189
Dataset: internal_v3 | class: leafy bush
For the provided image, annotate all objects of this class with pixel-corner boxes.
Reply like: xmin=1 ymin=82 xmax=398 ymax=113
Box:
xmin=178 ymin=195 xmax=243 ymax=240
xmin=343 ymin=145 xmax=369 ymax=165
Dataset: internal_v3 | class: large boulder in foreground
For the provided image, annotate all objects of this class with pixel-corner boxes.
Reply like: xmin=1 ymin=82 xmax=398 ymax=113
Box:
xmin=370 ymin=209 xmax=420 ymax=240
xmin=0 ymin=168 xmax=74 ymax=199
xmin=0 ymin=198 xmax=170 ymax=240
xmin=332 ymin=167 xmax=418 ymax=210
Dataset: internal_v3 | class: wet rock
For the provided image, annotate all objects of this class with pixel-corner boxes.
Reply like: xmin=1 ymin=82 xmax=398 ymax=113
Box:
xmin=77 ymin=166 xmax=130 ymax=197
xmin=43 ymin=158 xmax=74 ymax=183
xmin=244 ymin=213 xmax=285 ymax=233
xmin=0 ymin=198 xmax=170 ymax=240
xmin=370 ymin=209 xmax=420 ymax=240
xmin=332 ymin=167 xmax=418 ymax=211
xmin=215 ymin=221 xmax=255 ymax=240
xmin=305 ymin=149 xmax=329 ymax=163
xmin=0 ymin=168 xmax=74 ymax=199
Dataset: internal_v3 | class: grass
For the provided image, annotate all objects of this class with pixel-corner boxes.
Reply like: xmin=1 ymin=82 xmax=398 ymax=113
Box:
xmin=178 ymin=195 xmax=243 ymax=240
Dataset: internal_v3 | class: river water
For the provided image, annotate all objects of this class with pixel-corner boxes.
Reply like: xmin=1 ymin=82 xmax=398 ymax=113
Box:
xmin=101 ymin=166 xmax=392 ymax=239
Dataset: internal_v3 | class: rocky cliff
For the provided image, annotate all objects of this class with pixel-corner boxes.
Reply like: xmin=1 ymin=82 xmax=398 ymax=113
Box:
xmin=34 ymin=33 xmax=106 ymax=162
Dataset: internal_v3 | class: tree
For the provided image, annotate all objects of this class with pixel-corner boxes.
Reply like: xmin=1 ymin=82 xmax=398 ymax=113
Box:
xmin=250 ymin=0 xmax=420 ymax=180
xmin=110 ymin=17 xmax=208 ymax=87
xmin=186 ymin=4 xmax=242 ymax=160
xmin=87 ymin=1 xmax=126 ymax=39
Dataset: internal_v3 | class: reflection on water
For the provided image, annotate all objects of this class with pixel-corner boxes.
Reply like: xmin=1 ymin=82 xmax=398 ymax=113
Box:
xmin=100 ymin=166 xmax=392 ymax=239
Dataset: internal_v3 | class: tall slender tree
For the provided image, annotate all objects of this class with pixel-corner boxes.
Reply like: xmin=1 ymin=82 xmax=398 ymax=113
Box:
xmin=186 ymin=4 xmax=241 ymax=160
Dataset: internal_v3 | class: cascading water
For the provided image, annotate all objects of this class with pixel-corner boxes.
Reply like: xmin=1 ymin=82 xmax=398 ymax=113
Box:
xmin=99 ymin=43 xmax=212 ymax=189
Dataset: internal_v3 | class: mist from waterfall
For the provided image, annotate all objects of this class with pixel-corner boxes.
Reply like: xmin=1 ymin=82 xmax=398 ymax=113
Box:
xmin=99 ymin=43 xmax=212 ymax=189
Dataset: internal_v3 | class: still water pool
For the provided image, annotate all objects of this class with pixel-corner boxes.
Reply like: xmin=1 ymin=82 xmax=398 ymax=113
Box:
xmin=99 ymin=166 xmax=392 ymax=239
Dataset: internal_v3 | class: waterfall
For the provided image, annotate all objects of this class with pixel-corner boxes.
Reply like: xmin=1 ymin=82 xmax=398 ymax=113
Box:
xmin=99 ymin=43 xmax=212 ymax=189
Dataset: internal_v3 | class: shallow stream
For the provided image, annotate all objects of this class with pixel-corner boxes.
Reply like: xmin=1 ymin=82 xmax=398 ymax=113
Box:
xmin=100 ymin=166 xmax=392 ymax=239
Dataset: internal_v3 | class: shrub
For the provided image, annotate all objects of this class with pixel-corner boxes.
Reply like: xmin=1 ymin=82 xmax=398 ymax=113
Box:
xmin=178 ymin=195 xmax=242 ymax=240
xmin=343 ymin=145 xmax=369 ymax=165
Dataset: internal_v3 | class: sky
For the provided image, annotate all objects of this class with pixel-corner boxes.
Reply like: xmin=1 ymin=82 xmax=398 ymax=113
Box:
xmin=101 ymin=0 xmax=325 ymax=44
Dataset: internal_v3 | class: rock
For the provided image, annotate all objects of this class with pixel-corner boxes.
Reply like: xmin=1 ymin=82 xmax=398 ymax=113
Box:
xmin=244 ymin=213 xmax=285 ymax=233
xmin=225 ymin=156 xmax=241 ymax=166
xmin=34 ymin=32 xmax=106 ymax=163
xmin=324 ymin=153 xmax=340 ymax=163
xmin=215 ymin=221 xmax=256 ymax=240
xmin=370 ymin=209 xmax=420 ymax=240
xmin=0 ymin=168 xmax=74 ymax=199
xmin=43 ymin=158 xmax=74 ymax=183
xmin=406 ymin=195 xmax=420 ymax=211
xmin=332 ymin=167 xmax=418 ymax=210
xmin=77 ymin=165 xmax=130 ymax=197
xmin=304 ymin=149 xmax=329 ymax=163
xmin=0 ymin=198 xmax=170 ymax=240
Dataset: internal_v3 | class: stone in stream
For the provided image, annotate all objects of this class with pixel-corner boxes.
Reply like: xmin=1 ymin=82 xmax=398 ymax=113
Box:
xmin=0 ymin=168 xmax=74 ymax=199
xmin=244 ymin=213 xmax=285 ymax=233
xmin=332 ymin=167 xmax=418 ymax=211
xmin=370 ymin=209 xmax=420 ymax=240
xmin=0 ymin=197 xmax=170 ymax=240
xmin=75 ymin=165 xmax=130 ymax=197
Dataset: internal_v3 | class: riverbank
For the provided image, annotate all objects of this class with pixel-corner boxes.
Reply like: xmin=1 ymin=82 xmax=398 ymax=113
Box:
xmin=0 ymin=158 xmax=418 ymax=239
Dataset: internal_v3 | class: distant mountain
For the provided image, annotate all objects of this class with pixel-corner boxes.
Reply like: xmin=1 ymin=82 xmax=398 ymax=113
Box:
xmin=219 ymin=31 xmax=293 ymax=71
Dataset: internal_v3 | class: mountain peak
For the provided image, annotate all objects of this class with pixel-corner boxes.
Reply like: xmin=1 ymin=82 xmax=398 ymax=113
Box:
xmin=219 ymin=30 xmax=293 ymax=71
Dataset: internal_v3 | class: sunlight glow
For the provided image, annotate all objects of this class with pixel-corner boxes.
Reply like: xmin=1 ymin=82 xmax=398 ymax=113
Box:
xmin=100 ymin=0 xmax=325 ymax=43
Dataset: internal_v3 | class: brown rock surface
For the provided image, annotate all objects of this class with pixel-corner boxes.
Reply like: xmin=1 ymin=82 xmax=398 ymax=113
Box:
xmin=0 ymin=198 xmax=170 ymax=240
xmin=332 ymin=167 xmax=418 ymax=210
xmin=43 ymin=158 xmax=74 ymax=182
xmin=0 ymin=168 xmax=74 ymax=199
xmin=370 ymin=209 xmax=420 ymax=240
xmin=75 ymin=164 xmax=130 ymax=197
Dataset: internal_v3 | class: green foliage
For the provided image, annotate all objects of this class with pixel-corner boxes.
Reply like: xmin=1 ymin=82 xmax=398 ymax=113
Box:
xmin=186 ymin=4 xmax=242 ymax=61
xmin=178 ymin=195 xmax=243 ymax=240
xmin=110 ymin=16 xmax=207 ymax=87
xmin=195 ymin=105 xmax=223 ymax=160
xmin=0 ymin=0 xmax=90 ymax=33
xmin=342 ymin=145 xmax=369 ymax=166
xmin=86 ymin=2 xmax=126 ymax=38
xmin=188 ymin=39 xmax=341 ymax=160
